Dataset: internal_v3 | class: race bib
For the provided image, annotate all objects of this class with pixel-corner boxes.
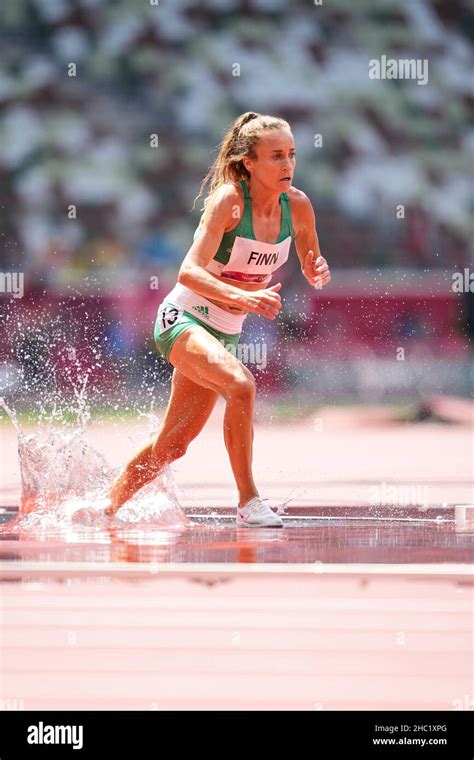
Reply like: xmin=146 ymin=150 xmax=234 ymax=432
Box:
xmin=156 ymin=302 xmax=183 ymax=334
xmin=220 ymin=235 xmax=291 ymax=282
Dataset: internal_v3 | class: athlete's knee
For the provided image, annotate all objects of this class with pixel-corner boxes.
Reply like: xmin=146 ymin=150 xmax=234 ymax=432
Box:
xmin=225 ymin=371 xmax=256 ymax=402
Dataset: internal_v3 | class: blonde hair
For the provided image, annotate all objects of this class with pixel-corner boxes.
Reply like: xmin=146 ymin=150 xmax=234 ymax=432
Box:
xmin=193 ymin=112 xmax=291 ymax=211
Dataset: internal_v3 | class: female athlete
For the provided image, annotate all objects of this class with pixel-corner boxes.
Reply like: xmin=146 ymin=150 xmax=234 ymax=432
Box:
xmin=105 ymin=112 xmax=331 ymax=527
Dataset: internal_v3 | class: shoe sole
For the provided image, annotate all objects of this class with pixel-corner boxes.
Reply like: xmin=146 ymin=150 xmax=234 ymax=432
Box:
xmin=236 ymin=519 xmax=283 ymax=528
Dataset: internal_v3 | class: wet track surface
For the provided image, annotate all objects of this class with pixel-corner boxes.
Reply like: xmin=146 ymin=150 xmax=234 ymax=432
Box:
xmin=1 ymin=505 xmax=472 ymax=567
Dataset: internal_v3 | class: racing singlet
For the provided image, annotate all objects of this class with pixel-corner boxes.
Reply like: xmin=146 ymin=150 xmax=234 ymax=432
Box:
xmin=194 ymin=179 xmax=295 ymax=286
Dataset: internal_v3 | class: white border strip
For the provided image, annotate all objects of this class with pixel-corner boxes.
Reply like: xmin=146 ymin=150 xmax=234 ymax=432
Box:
xmin=0 ymin=560 xmax=472 ymax=579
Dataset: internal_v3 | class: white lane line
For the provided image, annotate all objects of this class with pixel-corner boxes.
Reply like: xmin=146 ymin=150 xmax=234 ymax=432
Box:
xmin=190 ymin=515 xmax=455 ymax=523
xmin=0 ymin=561 xmax=472 ymax=578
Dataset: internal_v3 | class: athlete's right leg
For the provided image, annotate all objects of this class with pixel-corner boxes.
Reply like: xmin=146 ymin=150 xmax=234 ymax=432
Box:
xmin=106 ymin=323 xmax=258 ymax=516
xmin=106 ymin=366 xmax=219 ymax=514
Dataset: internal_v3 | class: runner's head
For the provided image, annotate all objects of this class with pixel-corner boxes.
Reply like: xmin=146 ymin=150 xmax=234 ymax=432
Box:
xmin=193 ymin=112 xmax=294 ymax=210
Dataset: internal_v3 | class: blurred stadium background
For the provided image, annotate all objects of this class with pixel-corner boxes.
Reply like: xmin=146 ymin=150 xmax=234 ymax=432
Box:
xmin=0 ymin=0 xmax=472 ymax=414
xmin=1 ymin=3 xmax=472 ymax=719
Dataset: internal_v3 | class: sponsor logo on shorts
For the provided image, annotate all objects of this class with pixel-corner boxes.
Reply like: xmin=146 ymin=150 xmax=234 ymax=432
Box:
xmin=192 ymin=305 xmax=210 ymax=319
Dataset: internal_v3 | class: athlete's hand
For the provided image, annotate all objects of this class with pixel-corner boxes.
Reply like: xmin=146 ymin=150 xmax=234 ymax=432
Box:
xmin=241 ymin=283 xmax=282 ymax=319
xmin=303 ymin=250 xmax=331 ymax=288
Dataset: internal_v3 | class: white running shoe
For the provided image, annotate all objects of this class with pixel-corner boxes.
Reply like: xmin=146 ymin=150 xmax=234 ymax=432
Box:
xmin=236 ymin=496 xmax=284 ymax=528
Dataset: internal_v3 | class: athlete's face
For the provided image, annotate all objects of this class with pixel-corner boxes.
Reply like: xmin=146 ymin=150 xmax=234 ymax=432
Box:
xmin=244 ymin=129 xmax=296 ymax=190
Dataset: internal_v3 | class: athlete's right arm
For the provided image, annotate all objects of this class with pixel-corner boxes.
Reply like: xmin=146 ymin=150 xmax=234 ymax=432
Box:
xmin=178 ymin=187 xmax=248 ymax=308
xmin=178 ymin=188 xmax=282 ymax=318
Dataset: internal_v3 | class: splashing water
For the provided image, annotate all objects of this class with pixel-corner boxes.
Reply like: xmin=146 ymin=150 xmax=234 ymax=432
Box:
xmin=0 ymin=387 xmax=191 ymax=537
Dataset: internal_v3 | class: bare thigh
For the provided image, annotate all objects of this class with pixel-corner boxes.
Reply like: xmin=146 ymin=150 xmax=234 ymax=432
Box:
xmin=158 ymin=364 xmax=219 ymax=444
xmin=168 ymin=324 xmax=255 ymax=396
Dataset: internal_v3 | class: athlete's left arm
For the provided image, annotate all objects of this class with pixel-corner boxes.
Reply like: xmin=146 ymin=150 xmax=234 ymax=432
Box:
xmin=293 ymin=193 xmax=331 ymax=288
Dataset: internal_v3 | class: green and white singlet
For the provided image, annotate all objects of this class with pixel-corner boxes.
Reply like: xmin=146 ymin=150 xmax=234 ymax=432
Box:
xmin=154 ymin=179 xmax=296 ymax=364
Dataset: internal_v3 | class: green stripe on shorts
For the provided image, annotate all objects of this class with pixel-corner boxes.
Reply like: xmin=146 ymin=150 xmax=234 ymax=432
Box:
xmin=154 ymin=308 xmax=241 ymax=364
